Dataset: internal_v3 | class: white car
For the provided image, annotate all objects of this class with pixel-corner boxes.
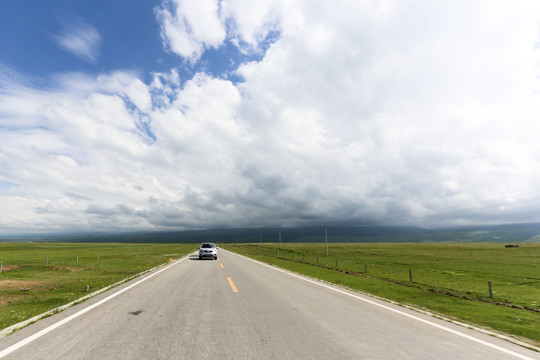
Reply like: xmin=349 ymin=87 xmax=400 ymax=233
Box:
xmin=198 ymin=242 xmax=218 ymax=260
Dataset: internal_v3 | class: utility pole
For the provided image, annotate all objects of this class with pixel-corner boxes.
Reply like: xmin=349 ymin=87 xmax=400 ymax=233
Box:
xmin=325 ymin=226 xmax=328 ymax=256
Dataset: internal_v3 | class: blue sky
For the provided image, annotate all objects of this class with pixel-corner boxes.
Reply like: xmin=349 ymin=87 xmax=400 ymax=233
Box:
xmin=1 ymin=0 xmax=540 ymax=235
xmin=0 ymin=0 xmax=270 ymax=85
xmin=1 ymin=1 xmax=160 ymax=78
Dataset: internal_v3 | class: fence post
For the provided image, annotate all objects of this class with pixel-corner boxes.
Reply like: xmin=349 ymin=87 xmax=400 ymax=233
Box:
xmin=409 ymin=269 xmax=413 ymax=282
xmin=488 ymin=281 xmax=493 ymax=298
xmin=0 ymin=262 xmax=2 ymax=273
xmin=45 ymin=256 xmax=48 ymax=266
xmin=364 ymin=263 xmax=368 ymax=273
xmin=336 ymin=259 xmax=338 ymax=268
xmin=303 ymin=251 xmax=305 ymax=262
xmin=76 ymin=256 xmax=79 ymax=264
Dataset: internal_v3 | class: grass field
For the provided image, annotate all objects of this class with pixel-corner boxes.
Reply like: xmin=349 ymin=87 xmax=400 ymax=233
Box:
xmin=222 ymin=242 xmax=540 ymax=346
xmin=0 ymin=242 xmax=196 ymax=330
xmin=1 ymin=241 xmax=538 ymax=347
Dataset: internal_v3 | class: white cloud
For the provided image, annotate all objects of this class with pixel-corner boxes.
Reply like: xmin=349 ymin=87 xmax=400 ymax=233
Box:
xmin=2 ymin=0 xmax=540 ymax=234
xmin=155 ymin=0 xmax=285 ymax=61
xmin=220 ymin=0 xmax=282 ymax=50
xmin=53 ymin=19 xmax=101 ymax=63
xmin=233 ymin=0 xmax=540 ymax=226
xmin=155 ymin=0 xmax=227 ymax=62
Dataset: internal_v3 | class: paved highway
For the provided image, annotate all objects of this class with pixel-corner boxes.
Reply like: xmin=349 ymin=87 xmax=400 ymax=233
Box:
xmin=0 ymin=249 xmax=538 ymax=359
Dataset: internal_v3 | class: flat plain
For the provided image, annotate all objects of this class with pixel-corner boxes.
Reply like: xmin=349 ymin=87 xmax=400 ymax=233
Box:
xmin=3 ymin=249 xmax=538 ymax=360
xmin=1 ymin=241 xmax=539 ymax=348
xmin=0 ymin=242 xmax=196 ymax=331
xmin=223 ymin=242 xmax=540 ymax=346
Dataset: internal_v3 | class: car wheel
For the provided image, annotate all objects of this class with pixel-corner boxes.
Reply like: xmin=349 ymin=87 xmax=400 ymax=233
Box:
xmin=199 ymin=256 xmax=202 ymax=260
xmin=214 ymin=256 xmax=217 ymax=260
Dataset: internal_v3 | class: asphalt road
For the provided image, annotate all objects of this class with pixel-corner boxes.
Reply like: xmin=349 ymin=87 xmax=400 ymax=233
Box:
xmin=0 ymin=249 xmax=538 ymax=360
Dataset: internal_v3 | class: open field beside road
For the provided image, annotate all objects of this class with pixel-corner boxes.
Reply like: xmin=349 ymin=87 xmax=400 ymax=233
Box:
xmin=3 ymin=249 xmax=538 ymax=359
xmin=223 ymin=242 xmax=540 ymax=346
xmin=2 ymin=241 xmax=539 ymax=350
xmin=0 ymin=243 xmax=196 ymax=330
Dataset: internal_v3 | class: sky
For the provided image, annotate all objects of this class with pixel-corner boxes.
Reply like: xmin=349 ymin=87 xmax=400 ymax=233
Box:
xmin=1 ymin=1 xmax=540 ymax=235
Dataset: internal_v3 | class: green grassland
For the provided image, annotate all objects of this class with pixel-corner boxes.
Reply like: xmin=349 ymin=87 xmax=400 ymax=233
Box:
xmin=222 ymin=242 xmax=540 ymax=346
xmin=0 ymin=243 xmax=196 ymax=330
xmin=1 ymin=241 xmax=539 ymax=347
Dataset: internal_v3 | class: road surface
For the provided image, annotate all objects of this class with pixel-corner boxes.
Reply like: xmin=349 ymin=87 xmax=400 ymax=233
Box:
xmin=0 ymin=249 xmax=538 ymax=359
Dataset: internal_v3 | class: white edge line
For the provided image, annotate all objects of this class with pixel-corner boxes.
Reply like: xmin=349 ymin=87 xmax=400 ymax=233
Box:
xmin=0 ymin=254 xmax=191 ymax=359
xmin=224 ymin=249 xmax=538 ymax=360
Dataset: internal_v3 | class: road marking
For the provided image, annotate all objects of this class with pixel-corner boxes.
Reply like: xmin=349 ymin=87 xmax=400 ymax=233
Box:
xmin=226 ymin=250 xmax=537 ymax=360
xmin=220 ymin=263 xmax=224 ymax=269
xmin=227 ymin=277 xmax=239 ymax=293
xmin=0 ymin=254 xmax=191 ymax=359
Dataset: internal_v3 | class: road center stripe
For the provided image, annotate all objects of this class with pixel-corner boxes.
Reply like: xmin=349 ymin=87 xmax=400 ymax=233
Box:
xmin=227 ymin=277 xmax=239 ymax=293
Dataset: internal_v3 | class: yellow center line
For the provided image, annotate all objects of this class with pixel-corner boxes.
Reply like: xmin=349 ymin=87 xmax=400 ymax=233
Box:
xmin=219 ymin=263 xmax=224 ymax=269
xmin=227 ymin=277 xmax=239 ymax=293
